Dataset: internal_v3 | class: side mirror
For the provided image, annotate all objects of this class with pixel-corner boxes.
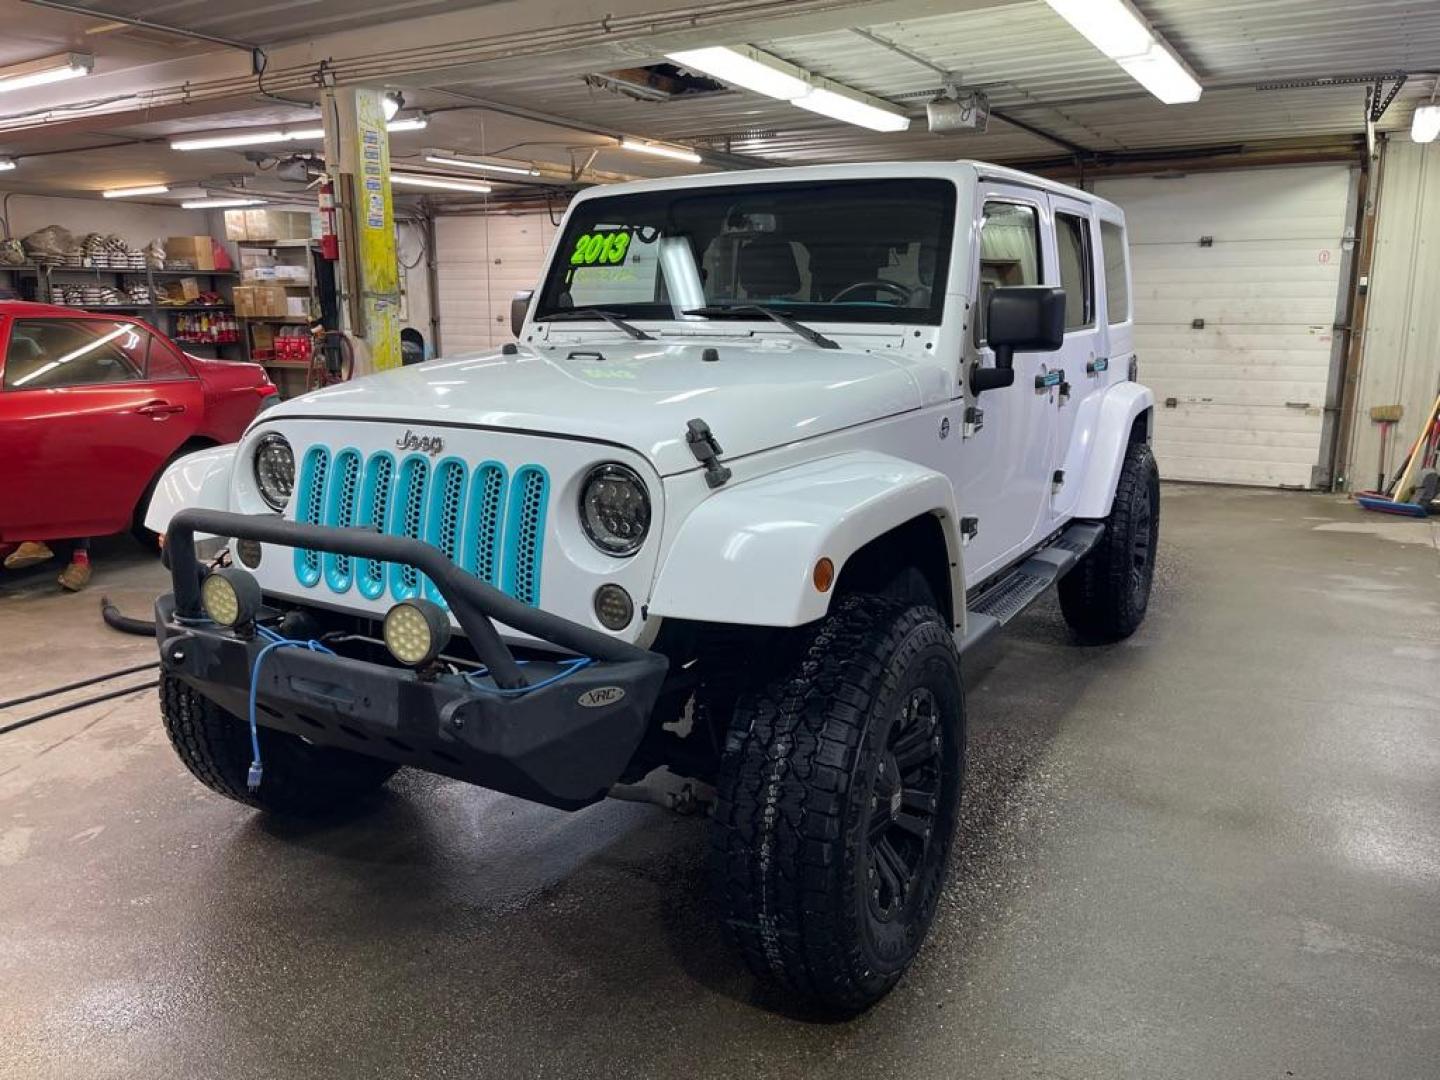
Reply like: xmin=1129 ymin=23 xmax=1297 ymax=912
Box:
xmin=510 ymin=290 xmax=534 ymax=338
xmin=972 ymin=286 xmax=1066 ymax=394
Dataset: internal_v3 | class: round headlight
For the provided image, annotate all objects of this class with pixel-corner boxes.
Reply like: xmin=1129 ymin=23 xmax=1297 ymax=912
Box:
xmin=201 ymin=567 xmax=261 ymax=628
xmin=383 ymin=599 xmax=451 ymax=668
xmin=580 ymin=463 xmax=651 ymax=557
xmin=253 ymin=433 xmax=295 ymax=512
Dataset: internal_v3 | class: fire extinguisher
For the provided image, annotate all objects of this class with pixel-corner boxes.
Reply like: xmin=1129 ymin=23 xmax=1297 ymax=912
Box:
xmin=319 ymin=179 xmax=339 ymax=261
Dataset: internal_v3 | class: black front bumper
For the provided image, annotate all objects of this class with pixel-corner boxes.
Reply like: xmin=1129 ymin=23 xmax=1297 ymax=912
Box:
xmin=158 ymin=509 xmax=669 ymax=810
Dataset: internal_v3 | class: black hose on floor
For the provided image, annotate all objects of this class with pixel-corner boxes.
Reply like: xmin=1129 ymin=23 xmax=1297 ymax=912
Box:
xmin=101 ymin=596 xmax=155 ymax=636
xmin=0 ymin=682 xmax=159 ymax=736
xmin=0 ymin=661 xmax=160 ymax=711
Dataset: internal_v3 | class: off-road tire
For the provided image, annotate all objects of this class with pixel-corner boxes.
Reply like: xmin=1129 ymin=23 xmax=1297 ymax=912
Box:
xmin=710 ymin=595 xmax=965 ymax=1016
xmin=160 ymin=673 xmax=398 ymax=816
xmin=1058 ymin=440 xmax=1160 ymax=641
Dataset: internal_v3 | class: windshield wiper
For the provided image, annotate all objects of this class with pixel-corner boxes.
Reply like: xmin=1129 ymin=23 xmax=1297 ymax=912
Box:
xmin=684 ymin=304 xmax=839 ymax=350
xmin=542 ymin=308 xmax=654 ymax=340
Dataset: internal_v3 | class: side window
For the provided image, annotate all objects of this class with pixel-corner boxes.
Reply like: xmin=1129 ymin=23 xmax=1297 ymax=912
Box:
xmin=1055 ymin=212 xmax=1094 ymax=330
xmin=1100 ymin=220 xmax=1130 ymax=325
xmin=2 ymin=319 xmax=145 ymax=390
xmin=143 ymin=334 xmax=193 ymax=381
xmin=975 ymin=201 xmax=1040 ymax=344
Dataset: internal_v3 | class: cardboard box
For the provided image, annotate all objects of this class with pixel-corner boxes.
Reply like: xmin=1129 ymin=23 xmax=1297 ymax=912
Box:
xmin=243 ymin=267 xmax=279 ymax=282
xmin=272 ymin=265 xmax=309 ymax=282
xmin=233 ymin=284 xmax=287 ymax=318
xmin=163 ymin=236 xmax=216 ymax=271
xmin=242 ymin=209 xmax=316 ymax=241
xmin=286 ymin=296 xmax=310 ymax=318
xmin=163 ymin=277 xmax=201 ymax=302
xmin=223 ymin=211 xmax=248 ymax=241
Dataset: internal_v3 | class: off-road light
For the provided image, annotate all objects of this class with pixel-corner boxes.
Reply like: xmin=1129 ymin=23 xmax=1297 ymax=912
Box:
xmin=580 ymin=463 xmax=651 ymax=557
xmin=201 ymin=567 xmax=262 ymax=628
xmin=236 ymin=539 xmax=263 ymax=569
xmin=383 ymin=599 xmax=451 ymax=667
xmin=593 ymin=584 xmax=634 ymax=630
xmin=253 ymin=433 xmax=295 ymax=511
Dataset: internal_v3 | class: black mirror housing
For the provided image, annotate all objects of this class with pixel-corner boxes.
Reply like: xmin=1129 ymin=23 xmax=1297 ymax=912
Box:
xmin=988 ymin=286 xmax=1066 ymax=356
xmin=510 ymin=290 xmax=534 ymax=338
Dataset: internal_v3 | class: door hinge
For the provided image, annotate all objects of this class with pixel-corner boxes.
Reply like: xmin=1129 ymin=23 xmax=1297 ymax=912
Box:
xmin=1035 ymin=369 xmax=1063 ymax=392
xmin=685 ymin=418 xmax=732 ymax=489
xmin=1052 ymin=469 xmax=1065 ymax=490
xmin=1087 ymin=357 xmax=1109 ymax=375
xmin=963 ymin=405 xmax=984 ymax=438
xmin=960 ymin=516 xmax=979 ymax=545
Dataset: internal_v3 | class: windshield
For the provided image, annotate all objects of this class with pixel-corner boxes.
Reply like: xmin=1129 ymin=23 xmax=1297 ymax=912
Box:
xmin=535 ymin=178 xmax=956 ymax=326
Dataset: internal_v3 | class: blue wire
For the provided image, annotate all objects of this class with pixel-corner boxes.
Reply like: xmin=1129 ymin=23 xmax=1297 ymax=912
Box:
xmin=464 ymin=656 xmax=594 ymax=696
xmin=246 ymin=625 xmax=333 ymax=792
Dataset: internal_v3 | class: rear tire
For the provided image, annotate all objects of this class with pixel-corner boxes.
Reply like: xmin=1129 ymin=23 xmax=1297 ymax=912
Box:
xmin=1058 ymin=440 xmax=1160 ymax=641
xmin=160 ymin=673 xmax=398 ymax=816
xmin=710 ymin=595 xmax=964 ymax=1016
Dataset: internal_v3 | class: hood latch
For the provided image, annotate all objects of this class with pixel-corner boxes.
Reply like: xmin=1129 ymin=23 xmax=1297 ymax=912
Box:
xmin=685 ymin=418 xmax=732 ymax=489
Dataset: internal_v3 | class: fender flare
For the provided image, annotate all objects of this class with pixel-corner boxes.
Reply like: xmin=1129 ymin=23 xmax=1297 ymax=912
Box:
xmin=144 ymin=443 xmax=236 ymax=537
xmin=648 ymin=452 xmax=962 ymax=628
xmin=1070 ymin=382 xmax=1155 ymax=519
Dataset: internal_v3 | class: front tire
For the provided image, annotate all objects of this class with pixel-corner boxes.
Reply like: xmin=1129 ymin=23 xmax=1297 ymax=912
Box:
xmin=160 ymin=674 xmax=398 ymax=816
xmin=710 ymin=595 xmax=964 ymax=1015
xmin=1058 ymin=440 xmax=1160 ymax=641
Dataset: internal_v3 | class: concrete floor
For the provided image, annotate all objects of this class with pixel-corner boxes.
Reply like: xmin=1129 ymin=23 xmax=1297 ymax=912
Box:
xmin=1 ymin=486 xmax=1437 ymax=1080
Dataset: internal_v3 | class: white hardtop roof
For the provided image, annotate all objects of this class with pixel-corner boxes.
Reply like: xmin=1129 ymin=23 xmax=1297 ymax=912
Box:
xmin=572 ymin=160 xmax=1120 ymax=217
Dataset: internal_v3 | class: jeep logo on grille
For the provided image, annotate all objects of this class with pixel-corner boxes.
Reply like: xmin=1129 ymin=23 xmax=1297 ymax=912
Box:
xmin=577 ymin=686 xmax=625 ymax=709
xmin=395 ymin=429 xmax=445 ymax=457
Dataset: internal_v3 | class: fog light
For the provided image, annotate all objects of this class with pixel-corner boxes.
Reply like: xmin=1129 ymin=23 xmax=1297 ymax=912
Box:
xmin=383 ymin=599 xmax=451 ymax=667
xmin=201 ymin=567 xmax=261 ymax=628
xmin=593 ymin=584 xmax=634 ymax=630
xmin=236 ymin=538 xmax=263 ymax=569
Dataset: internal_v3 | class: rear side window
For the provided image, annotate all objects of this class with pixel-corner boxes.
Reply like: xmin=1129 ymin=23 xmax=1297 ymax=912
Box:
xmin=2 ymin=318 xmax=146 ymax=390
xmin=1055 ymin=212 xmax=1094 ymax=330
xmin=1100 ymin=220 xmax=1130 ymax=324
xmin=975 ymin=201 xmax=1041 ymax=343
xmin=144 ymin=336 xmax=193 ymax=381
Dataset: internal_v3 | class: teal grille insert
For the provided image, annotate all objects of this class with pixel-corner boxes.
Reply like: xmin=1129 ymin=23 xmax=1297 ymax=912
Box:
xmin=293 ymin=446 xmax=330 ymax=587
xmin=387 ymin=455 xmax=430 ymax=601
xmin=501 ymin=465 xmax=549 ymax=607
xmin=289 ymin=444 xmax=550 ymax=607
xmin=322 ymin=448 xmax=363 ymax=593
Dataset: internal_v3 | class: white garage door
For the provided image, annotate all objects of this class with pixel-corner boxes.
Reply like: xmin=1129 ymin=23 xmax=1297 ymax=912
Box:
xmin=1095 ymin=166 xmax=1354 ymax=487
xmin=435 ymin=212 xmax=559 ymax=353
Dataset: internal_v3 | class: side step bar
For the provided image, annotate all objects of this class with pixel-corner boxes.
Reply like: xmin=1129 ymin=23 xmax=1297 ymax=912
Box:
xmin=958 ymin=522 xmax=1104 ymax=655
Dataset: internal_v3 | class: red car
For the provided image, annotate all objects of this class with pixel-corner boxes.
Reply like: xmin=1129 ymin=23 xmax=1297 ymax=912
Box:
xmin=0 ymin=301 xmax=275 ymax=544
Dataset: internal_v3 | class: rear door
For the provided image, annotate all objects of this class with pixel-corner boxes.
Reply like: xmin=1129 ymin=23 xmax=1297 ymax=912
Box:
xmin=0 ymin=316 xmax=202 ymax=538
xmin=956 ymin=186 xmax=1057 ymax=583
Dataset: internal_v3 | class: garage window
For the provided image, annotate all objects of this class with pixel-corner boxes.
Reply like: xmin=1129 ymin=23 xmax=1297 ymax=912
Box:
xmin=2 ymin=319 xmax=145 ymax=390
xmin=1100 ymin=220 xmax=1130 ymax=324
xmin=1055 ymin=212 xmax=1094 ymax=330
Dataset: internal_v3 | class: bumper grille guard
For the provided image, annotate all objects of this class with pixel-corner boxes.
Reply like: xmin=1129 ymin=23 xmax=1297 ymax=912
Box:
xmin=166 ymin=509 xmax=649 ymax=690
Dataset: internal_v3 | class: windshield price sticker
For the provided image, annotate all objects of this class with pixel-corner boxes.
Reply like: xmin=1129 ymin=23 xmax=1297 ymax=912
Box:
xmin=570 ymin=229 xmax=632 ymax=266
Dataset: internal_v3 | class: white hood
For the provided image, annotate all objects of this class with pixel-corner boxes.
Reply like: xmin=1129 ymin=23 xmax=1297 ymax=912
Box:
xmin=267 ymin=338 xmax=928 ymax=476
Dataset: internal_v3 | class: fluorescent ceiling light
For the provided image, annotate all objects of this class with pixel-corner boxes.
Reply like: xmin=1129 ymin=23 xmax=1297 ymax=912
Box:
xmin=1044 ymin=0 xmax=1201 ymax=104
xmin=666 ymin=45 xmax=810 ymax=100
xmin=0 ymin=157 xmax=15 ymax=171
xmin=103 ymin=184 xmax=169 ymax=199
xmin=391 ymin=173 xmax=493 ymax=194
xmin=171 ymin=116 xmax=426 ymax=151
xmin=424 ymin=152 xmax=540 ymax=177
xmin=0 ymin=52 xmax=93 ymax=95
xmin=793 ymin=84 xmax=910 ymax=132
xmin=182 ymin=198 xmax=264 ymax=209
xmin=619 ymin=138 xmax=702 ymax=163
xmin=1413 ymin=104 xmax=1440 ymax=144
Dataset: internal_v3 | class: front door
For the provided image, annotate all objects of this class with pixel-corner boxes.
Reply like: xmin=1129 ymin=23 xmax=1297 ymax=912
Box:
xmin=956 ymin=186 xmax=1057 ymax=586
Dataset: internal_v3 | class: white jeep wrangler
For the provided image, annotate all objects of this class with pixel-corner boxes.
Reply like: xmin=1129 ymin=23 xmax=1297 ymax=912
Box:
xmin=147 ymin=160 xmax=1157 ymax=1015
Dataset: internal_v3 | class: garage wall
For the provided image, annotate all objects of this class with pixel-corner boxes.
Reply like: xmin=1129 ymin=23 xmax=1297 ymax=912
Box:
xmin=435 ymin=211 xmax=559 ymax=354
xmin=1094 ymin=166 xmax=1354 ymax=488
xmin=1346 ymin=139 xmax=1440 ymax=492
xmin=1 ymin=191 xmax=208 ymax=251
xmin=396 ymin=219 xmax=434 ymax=354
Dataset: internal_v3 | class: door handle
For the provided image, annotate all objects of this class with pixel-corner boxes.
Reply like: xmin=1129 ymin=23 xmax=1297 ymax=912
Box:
xmin=135 ymin=400 xmax=185 ymax=418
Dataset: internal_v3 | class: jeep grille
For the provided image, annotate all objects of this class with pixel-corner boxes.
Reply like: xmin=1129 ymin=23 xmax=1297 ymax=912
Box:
xmin=291 ymin=445 xmax=550 ymax=609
